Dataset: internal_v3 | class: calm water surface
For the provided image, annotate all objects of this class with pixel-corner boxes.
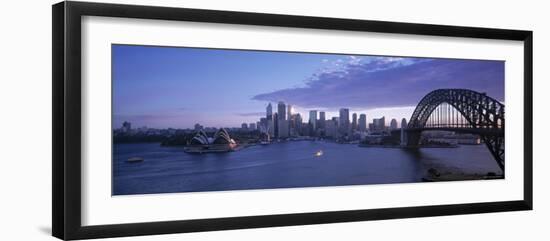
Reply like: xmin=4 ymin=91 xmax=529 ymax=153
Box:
xmin=113 ymin=141 xmax=501 ymax=195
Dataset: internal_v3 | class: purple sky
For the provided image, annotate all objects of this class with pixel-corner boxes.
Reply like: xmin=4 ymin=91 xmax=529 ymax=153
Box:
xmin=113 ymin=45 xmax=504 ymax=129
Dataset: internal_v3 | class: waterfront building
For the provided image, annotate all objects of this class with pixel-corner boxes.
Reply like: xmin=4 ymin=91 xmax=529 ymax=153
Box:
xmin=241 ymin=123 xmax=248 ymax=130
xmin=359 ymin=114 xmax=367 ymax=131
xmin=301 ymin=122 xmax=309 ymax=135
xmin=309 ymin=110 xmax=318 ymax=133
xmin=278 ymin=120 xmax=289 ymax=138
xmin=325 ymin=119 xmax=339 ymax=138
xmin=390 ymin=118 xmax=398 ymax=130
xmin=186 ymin=128 xmax=237 ymax=153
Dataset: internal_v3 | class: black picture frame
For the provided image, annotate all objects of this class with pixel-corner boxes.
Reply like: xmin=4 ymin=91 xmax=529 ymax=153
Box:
xmin=52 ymin=1 xmax=533 ymax=240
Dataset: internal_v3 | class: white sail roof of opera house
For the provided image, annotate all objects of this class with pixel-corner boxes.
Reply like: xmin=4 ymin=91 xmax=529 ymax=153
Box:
xmin=190 ymin=128 xmax=236 ymax=145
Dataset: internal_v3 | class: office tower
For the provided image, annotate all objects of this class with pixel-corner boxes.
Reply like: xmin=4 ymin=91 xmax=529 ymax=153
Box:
xmin=287 ymin=104 xmax=292 ymax=119
xmin=278 ymin=119 xmax=289 ymax=138
xmin=249 ymin=123 xmax=256 ymax=130
xmin=266 ymin=103 xmax=273 ymax=120
xmin=325 ymin=119 xmax=338 ymax=138
xmin=390 ymin=118 xmax=398 ymax=130
xmin=359 ymin=114 xmax=367 ymax=131
xmin=260 ymin=117 xmax=267 ymax=131
xmin=241 ymin=123 xmax=248 ymax=130
xmin=339 ymin=108 xmax=350 ymax=135
xmin=309 ymin=110 xmax=318 ymax=133
xmin=268 ymin=119 xmax=274 ymax=137
xmin=319 ymin=111 xmax=326 ymax=129
xmin=273 ymin=113 xmax=279 ymax=137
xmin=278 ymin=101 xmax=286 ymax=121
xmin=352 ymin=113 xmax=358 ymax=131
xmin=295 ymin=113 xmax=303 ymax=135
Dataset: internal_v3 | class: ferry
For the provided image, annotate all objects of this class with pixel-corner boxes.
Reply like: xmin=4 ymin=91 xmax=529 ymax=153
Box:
xmin=314 ymin=150 xmax=323 ymax=157
xmin=126 ymin=157 xmax=144 ymax=163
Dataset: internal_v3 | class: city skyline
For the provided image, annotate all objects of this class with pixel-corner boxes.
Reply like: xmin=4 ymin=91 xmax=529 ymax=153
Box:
xmin=117 ymin=101 xmax=409 ymax=139
xmin=113 ymin=45 xmax=504 ymax=129
xmin=116 ymin=101 xmax=411 ymax=130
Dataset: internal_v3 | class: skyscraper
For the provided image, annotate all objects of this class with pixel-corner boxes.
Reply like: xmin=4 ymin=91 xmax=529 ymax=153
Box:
xmin=278 ymin=119 xmax=289 ymax=138
xmin=287 ymin=104 xmax=292 ymax=119
xmin=325 ymin=119 xmax=338 ymax=138
xmin=309 ymin=110 xmax=318 ymax=133
xmin=273 ymin=112 xmax=279 ymax=137
xmin=266 ymin=103 xmax=272 ymax=120
xmin=359 ymin=114 xmax=367 ymax=131
xmin=278 ymin=101 xmax=286 ymax=121
xmin=260 ymin=117 xmax=267 ymax=130
xmin=390 ymin=118 xmax=398 ymax=130
xmin=339 ymin=108 xmax=350 ymax=135
xmin=352 ymin=113 xmax=358 ymax=131
xmin=319 ymin=111 xmax=326 ymax=129
xmin=266 ymin=103 xmax=274 ymax=137
xmin=295 ymin=113 xmax=303 ymax=135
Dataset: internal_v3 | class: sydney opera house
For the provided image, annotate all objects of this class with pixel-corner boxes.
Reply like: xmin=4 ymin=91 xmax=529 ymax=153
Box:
xmin=184 ymin=128 xmax=237 ymax=153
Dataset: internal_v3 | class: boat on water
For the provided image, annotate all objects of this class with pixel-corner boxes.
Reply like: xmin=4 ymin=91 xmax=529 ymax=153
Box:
xmin=126 ymin=157 xmax=144 ymax=163
xmin=260 ymin=141 xmax=270 ymax=145
xmin=314 ymin=150 xmax=323 ymax=157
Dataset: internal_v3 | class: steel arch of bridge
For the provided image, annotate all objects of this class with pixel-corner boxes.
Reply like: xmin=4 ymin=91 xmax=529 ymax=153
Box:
xmin=407 ymin=89 xmax=505 ymax=170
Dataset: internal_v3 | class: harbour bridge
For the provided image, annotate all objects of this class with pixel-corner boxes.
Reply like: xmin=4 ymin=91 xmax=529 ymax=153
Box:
xmin=402 ymin=89 xmax=504 ymax=170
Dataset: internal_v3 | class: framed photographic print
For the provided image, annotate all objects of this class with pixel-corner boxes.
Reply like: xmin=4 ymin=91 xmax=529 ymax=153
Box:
xmin=52 ymin=1 xmax=533 ymax=240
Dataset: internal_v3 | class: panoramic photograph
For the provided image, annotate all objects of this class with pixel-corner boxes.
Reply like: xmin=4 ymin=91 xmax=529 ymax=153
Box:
xmin=112 ymin=44 xmax=505 ymax=196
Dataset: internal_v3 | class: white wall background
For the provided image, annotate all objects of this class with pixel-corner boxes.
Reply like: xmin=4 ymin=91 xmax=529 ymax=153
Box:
xmin=0 ymin=0 xmax=547 ymax=240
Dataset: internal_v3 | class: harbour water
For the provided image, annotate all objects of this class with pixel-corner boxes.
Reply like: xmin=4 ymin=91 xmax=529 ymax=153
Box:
xmin=113 ymin=141 xmax=502 ymax=195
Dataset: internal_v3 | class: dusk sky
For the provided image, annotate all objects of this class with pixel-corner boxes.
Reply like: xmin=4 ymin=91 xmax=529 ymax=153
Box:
xmin=112 ymin=45 xmax=504 ymax=129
